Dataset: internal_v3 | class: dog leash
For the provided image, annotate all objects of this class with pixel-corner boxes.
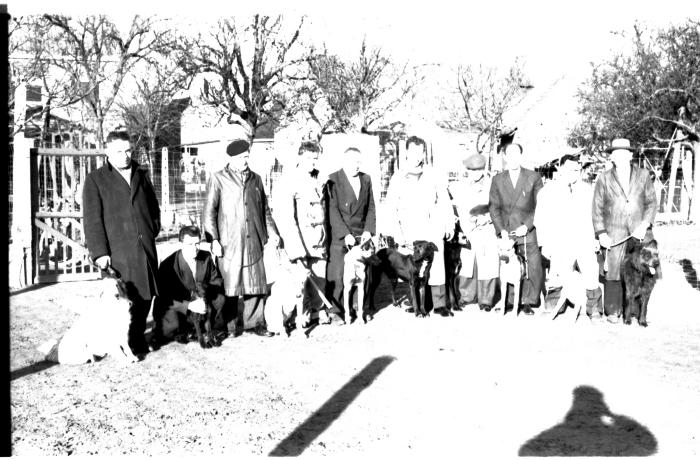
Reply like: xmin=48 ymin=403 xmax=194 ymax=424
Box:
xmin=602 ymin=235 xmax=637 ymax=273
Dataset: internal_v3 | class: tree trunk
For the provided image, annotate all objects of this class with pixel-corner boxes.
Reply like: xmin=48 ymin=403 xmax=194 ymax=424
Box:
xmin=666 ymin=142 xmax=681 ymax=213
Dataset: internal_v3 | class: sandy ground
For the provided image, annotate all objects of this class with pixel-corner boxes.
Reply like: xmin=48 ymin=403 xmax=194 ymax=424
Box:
xmin=9 ymin=224 xmax=700 ymax=456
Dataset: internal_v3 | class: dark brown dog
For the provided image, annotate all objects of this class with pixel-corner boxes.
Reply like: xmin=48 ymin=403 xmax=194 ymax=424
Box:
xmin=621 ymin=238 xmax=661 ymax=327
xmin=368 ymin=240 xmax=439 ymax=317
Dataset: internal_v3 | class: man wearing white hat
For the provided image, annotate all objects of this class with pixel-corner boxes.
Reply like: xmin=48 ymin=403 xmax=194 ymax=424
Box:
xmin=450 ymin=153 xmax=499 ymax=311
xmin=202 ymin=126 xmax=275 ymax=337
xmin=592 ymin=138 xmax=657 ymax=322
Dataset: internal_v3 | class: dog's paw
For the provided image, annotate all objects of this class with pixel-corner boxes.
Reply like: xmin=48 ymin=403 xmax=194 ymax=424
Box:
xmin=638 ymin=320 xmax=648 ymax=327
xmin=199 ymin=340 xmax=212 ymax=349
xmin=623 ymin=318 xmax=633 ymax=325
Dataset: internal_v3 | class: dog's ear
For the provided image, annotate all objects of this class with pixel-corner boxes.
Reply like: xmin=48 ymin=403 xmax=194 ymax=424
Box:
xmin=364 ymin=254 xmax=382 ymax=266
xmin=428 ymin=242 xmax=439 ymax=252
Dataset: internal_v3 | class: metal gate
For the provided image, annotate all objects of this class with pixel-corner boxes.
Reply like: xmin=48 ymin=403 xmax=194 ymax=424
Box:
xmin=30 ymin=147 xmax=105 ymax=283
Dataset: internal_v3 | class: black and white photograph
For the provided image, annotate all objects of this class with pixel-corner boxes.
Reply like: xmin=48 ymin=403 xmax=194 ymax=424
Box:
xmin=5 ymin=0 xmax=700 ymax=456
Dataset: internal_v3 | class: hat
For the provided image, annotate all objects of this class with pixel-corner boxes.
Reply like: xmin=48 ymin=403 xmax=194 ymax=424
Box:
xmin=604 ymin=138 xmax=637 ymax=153
xmin=463 ymin=153 xmax=486 ymax=170
xmin=224 ymin=123 xmax=252 ymax=156
xmin=469 ymin=203 xmax=490 ymax=216
xmin=226 ymin=139 xmax=250 ymax=156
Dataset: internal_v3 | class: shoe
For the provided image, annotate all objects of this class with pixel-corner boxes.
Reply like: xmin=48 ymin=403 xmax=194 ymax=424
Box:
xmin=606 ymin=315 xmax=621 ymax=324
xmin=248 ymin=326 xmax=275 ymax=337
xmin=480 ymin=305 xmax=492 ymax=312
xmin=522 ymin=306 xmax=535 ymax=316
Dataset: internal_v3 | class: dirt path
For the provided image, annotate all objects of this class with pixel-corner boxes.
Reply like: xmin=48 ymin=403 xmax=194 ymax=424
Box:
xmin=10 ymin=225 xmax=700 ymax=456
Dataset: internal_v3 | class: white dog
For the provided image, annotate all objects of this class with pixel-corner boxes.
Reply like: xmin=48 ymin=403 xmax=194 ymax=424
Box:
xmin=550 ymin=270 xmax=597 ymax=323
xmin=342 ymin=239 xmax=378 ymax=325
xmin=263 ymin=245 xmax=310 ymax=336
xmin=38 ymin=273 xmax=138 ymax=364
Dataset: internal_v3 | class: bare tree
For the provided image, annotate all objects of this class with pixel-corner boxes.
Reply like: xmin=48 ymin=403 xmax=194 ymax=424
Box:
xmin=440 ymin=59 xmax=528 ymax=162
xmin=42 ymin=14 xmax=168 ymax=146
xmin=176 ymin=15 xmax=308 ymax=137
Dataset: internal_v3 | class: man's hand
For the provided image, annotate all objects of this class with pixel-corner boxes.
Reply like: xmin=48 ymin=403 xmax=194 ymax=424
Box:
xmin=500 ymin=230 xmax=510 ymax=240
xmin=187 ymin=298 xmax=206 ymax=315
xmin=513 ymin=225 xmax=528 ymax=237
xmin=598 ymin=232 xmax=612 ymax=249
xmin=212 ymin=240 xmax=223 ymax=257
xmin=344 ymin=234 xmax=356 ymax=247
xmin=360 ymin=231 xmax=372 ymax=244
xmin=171 ymin=300 xmax=189 ymax=315
xmin=631 ymin=222 xmax=649 ymax=240
xmin=95 ymin=255 xmax=111 ymax=270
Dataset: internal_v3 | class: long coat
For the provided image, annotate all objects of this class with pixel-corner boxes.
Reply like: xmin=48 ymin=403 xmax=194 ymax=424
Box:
xmin=202 ymin=166 xmax=269 ymax=296
xmin=489 ymin=167 xmax=543 ymax=245
xmin=82 ymin=160 xmax=160 ymax=301
xmin=327 ymin=170 xmax=376 ymax=247
xmin=592 ymin=165 xmax=657 ymax=280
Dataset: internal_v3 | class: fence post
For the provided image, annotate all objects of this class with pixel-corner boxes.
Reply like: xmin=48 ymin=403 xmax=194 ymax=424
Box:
xmin=666 ymin=142 xmax=681 ymax=214
xmin=161 ymin=146 xmax=173 ymax=233
xmin=9 ymin=83 xmax=33 ymax=289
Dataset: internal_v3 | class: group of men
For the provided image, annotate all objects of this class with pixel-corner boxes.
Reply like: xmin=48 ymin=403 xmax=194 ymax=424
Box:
xmin=82 ymin=127 xmax=658 ymax=356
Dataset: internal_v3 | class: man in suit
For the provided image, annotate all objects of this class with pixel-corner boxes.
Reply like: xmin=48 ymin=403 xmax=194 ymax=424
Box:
xmin=202 ymin=127 xmax=275 ymax=337
xmin=82 ymin=129 xmax=161 ymax=355
xmin=592 ymin=138 xmax=657 ymax=322
xmin=151 ymin=226 xmax=225 ymax=346
xmin=489 ymin=143 xmax=544 ymax=315
xmin=326 ymin=147 xmax=376 ymax=321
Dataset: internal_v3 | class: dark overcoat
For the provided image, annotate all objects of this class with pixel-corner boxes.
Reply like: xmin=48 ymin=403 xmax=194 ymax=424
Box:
xmin=488 ymin=167 xmax=544 ymax=245
xmin=326 ymin=170 xmax=376 ymax=247
xmin=82 ymin=160 xmax=160 ymax=300
xmin=155 ymin=249 xmax=225 ymax=306
xmin=592 ymin=165 xmax=657 ymax=280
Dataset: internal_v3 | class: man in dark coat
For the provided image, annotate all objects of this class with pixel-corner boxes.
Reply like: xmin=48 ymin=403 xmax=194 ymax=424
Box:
xmin=592 ymin=138 xmax=657 ymax=322
xmin=326 ymin=147 xmax=376 ymax=320
xmin=151 ymin=225 xmax=225 ymax=346
xmin=202 ymin=128 xmax=275 ymax=337
xmin=489 ymin=143 xmax=544 ymax=314
xmin=82 ymin=129 xmax=161 ymax=354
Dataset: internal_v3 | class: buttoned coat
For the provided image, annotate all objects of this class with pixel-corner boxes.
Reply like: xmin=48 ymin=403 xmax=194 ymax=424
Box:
xmin=592 ymin=165 xmax=657 ymax=280
xmin=202 ymin=166 xmax=269 ymax=296
xmin=82 ymin=160 xmax=161 ymax=300
xmin=327 ymin=170 xmax=376 ymax=247
xmin=489 ymin=167 xmax=544 ymax=245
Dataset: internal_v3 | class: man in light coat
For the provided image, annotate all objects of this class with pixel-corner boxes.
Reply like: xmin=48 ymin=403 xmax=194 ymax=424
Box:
xmin=202 ymin=129 xmax=275 ymax=337
xmin=384 ymin=136 xmax=454 ymax=314
xmin=536 ymin=156 xmax=602 ymax=319
xmin=449 ymin=153 xmax=499 ymax=311
xmin=592 ymin=138 xmax=657 ymax=322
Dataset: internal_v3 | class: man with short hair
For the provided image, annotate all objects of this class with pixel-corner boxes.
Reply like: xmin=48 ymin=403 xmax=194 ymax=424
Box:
xmin=152 ymin=225 xmax=225 ymax=345
xmin=202 ymin=129 xmax=275 ymax=337
xmin=592 ymin=138 xmax=657 ymax=322
xmin=384 ymin=136 xmax=455 ymax=314
xmin=273 ymin=140 xmax=330 ymax=324
xmin=83 ymin=129 xmax=161 ymax=355
xmin=326 ymin=146 xmax=376 ymax=321
xmin=489 ymin=143 xmax=544 ymax=315
xmin=536 ymin=156 xmax=602 ymax=319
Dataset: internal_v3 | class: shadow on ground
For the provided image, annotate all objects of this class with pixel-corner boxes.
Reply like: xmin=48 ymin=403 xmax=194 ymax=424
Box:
xmin=679 ymin=259 xmax=700 ymax=291
xmin=269 ymin=355 xmax=396 ymax=456
xmin=519 ymin=385 xmax=657 ymax=456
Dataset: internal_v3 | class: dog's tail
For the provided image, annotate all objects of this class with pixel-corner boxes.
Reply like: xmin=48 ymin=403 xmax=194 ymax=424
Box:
xmin=37 ymin=339 xmax=60 ymax=363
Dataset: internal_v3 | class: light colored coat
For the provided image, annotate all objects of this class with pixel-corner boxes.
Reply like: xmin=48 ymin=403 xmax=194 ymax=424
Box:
xmin=202 ymin=166 xmax=269 ymax=296
xmin=592 ymin=165 xmax=657 ymax=280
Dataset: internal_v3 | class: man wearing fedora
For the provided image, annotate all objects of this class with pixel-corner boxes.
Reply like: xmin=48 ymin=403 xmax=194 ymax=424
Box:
xmin=489 ymin=143 xmax=544 ymax=315
xmin=592 ymin=138 xmax=657 ymax=323
xmin=202 ymin=127 xmax=275 ymax=337
xmin=450 ymin=153 xmax=499 ymax=311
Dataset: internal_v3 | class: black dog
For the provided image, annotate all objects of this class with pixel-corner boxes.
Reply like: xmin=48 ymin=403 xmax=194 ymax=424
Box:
xmin=621 ymin=238 xmax=661 ymax=327
xmin=443 ymin=224 xmax=468 ymax=314
xmin=369 ymin=240 xmax=439 ymax=317
xmin=172 ymin=283 xmax=224 ymax=349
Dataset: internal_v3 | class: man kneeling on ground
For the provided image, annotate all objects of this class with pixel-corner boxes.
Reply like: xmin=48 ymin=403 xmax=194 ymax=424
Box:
xmin=151 ymin=226 xmax=225 ymax=347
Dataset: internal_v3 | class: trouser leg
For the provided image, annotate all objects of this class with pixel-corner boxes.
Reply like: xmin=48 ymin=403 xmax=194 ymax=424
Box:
xmin=586 ymin=287 xmax=603 ymax=317
xmin=517 ymin=242 xmax=544 ymax=306
xmin=128 ymin=296 xmax=151 ymax=352
xmin=325 ymin=246 xmax=346 ymax=315
xmin=477 ymin=278 xmax=497 ymax=307
xmin=604 ymin=280 xmax=623 ymax=317
xmin=239 ymin=295 xmax=266 ymax=330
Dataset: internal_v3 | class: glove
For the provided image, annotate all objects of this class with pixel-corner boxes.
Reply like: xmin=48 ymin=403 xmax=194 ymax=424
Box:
xmin=95 ymin=255 xmax=111 ymax=270
xmin=360 ymin=231 xmax=372 ymax=244
xmin=631 ymin=222 xmax=648 ymax=240
xmin=513 ymin=225 xmax=528 ymax=237
xmin=598 ymin=232 xmax=612 ymax=249
xmin=500 ymin=230 xmax=510 ymax=240
xmin=344 ymin=234 xmax=356 ymax=247
xmin=187 ymin=298 xmax=207 ymax=315
xmin=212 ymin=240 xmax=223 ymax=257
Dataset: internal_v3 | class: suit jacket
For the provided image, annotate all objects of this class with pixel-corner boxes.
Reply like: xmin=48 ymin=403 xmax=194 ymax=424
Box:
xmin=592 ymin=164 xmax=657 ymax=280
xmin=327 ymin=169 xmax=376 ymax=247
xmin=82 ymin=160 xmax=160 ymax=300
xmin=155 ymin=249 xmax=224 ymax=306
xmin=489 ymin=167 xmax=543 ymax=245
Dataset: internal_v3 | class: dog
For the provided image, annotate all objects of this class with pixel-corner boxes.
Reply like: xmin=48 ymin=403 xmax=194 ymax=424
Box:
xmin=38 ymin=268 xmax=138 ymax=364
xmin=369 ymin=239 xmax=439 ymax=318
xmin=342 ymin=238 xmax=380 ymax=325
xmin=263 ymin=244 xmax=310 ymax=336
xmin=550 ymin=269 xmax=589 ymax=322
xmin=443 ymin=229 xmax=466 ymax=314
xmin=171 ymin=292 xmax=222 ymax=349
xmin=495 ymin=239 xmax=527 ymax=316
xmin=621 ymin=238 xmax=661 ymax=327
